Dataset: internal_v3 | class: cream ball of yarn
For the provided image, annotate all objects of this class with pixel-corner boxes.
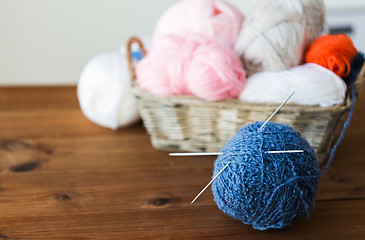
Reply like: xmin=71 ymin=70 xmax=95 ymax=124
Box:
xmin=235 ymin=0 xmax=326 ymax=76
xmin=239 ymin=63 xmax=347 ymax=107
xmin=77 ymin=49 xmax=139 ymax=129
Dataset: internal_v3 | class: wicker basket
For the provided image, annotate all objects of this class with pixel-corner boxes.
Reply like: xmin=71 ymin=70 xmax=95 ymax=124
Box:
xmin=127 ymin=37 xmax=365 ymax=164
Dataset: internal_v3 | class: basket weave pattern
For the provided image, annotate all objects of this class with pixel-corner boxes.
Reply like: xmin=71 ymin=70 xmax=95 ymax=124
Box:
xmin=128 ymin=37 xmax=365 ymax=164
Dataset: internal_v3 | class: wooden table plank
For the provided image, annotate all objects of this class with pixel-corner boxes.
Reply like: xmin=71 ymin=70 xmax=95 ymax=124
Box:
xmin=0 ymin=165 xmax=364 ymax=219
xmin=0 ymin=200 xmax=364 ymax=240
xmin=0 ymin=87 xmax=79 ymax=109
xmin=0 ymin=86 xmax=364 ymax=239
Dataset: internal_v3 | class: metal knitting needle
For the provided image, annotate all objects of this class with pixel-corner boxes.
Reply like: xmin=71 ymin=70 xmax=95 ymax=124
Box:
xmin=169 ymin=152 xmax=222 ymax=156
xmin=170 ymin=150 xmax=303 ymax=156
xmin=259 ymin=91 xmax=295 ymax=130
xmin=266 ymin=150 xmax=304 ymax=154
xmin=191 ymin=162 xmax=230 ymax=205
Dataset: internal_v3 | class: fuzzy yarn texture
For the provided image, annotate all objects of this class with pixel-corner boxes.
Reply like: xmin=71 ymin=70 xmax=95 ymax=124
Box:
xmin=136 ymin=34 xmax=246 ymax=101
xmin=235 ymin=0 xmax=325 ymax=76
xmin=344 ymin=52 xmax=365 ymax=85
xmin=305 ymin=34 xmax=358 ymax=78
xmin=212 ymin=121 xmax=320 ymax=230
xmin=239 ymin=63 xmax=347 ymax=107
xmin=77 ymin=47 xmax=143 ymax=129
xmin=152 ymin=0 xmax=244 ymax=49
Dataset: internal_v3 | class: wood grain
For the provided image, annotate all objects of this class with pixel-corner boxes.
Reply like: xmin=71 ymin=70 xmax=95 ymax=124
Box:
xmin=0 ymin=87 xmax=364 ymax=239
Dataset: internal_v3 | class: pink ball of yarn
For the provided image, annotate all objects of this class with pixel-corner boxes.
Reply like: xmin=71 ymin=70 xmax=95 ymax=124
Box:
xmin=152 ymin=0 xmax=244 ymax=49
xmin=136 ymin=34 xmax=246 ymax=101
xmin=134 ymin=47 xmax=175 ymax=96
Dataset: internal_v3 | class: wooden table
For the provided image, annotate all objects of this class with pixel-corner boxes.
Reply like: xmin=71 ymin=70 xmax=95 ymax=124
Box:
xmin=0 ymin=87 xmax=364 ymax=239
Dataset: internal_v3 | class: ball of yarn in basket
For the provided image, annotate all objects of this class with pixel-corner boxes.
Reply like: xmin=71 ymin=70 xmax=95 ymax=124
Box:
xmin=239 ymin=63 xmax=347 ymax=107
xmin=305 ymin=34 xmax=358 ymax=78
xmin=77 ymin=50 xmax=140 ymax=129
xmin=344 ymin=52 xmax=365 ymax=85
xmin=235 ymin=0 xmax=325 ymax=76
xmin=212 ymin=121 xmax=320 ymax=230
xmin=136 ymin=34 xmax=246 ymax=101
xmin=152 ymin=0 xmax=244 ymax=49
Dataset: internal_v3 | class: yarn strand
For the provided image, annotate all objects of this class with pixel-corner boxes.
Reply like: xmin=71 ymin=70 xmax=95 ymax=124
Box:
xmin=321 ymin=83 xmax=356 ymax=175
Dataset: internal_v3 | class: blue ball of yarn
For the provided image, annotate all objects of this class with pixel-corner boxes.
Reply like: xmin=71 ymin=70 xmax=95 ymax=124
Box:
xmin=212 ymin=121 xmax=320 ymax=230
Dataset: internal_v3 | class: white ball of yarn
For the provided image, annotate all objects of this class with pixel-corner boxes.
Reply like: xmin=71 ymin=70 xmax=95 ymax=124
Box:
xmin=77 ymin=50 xmax=139 ymax=129
xmin=152 ymin=0 xmax=244 ymax=49
xmin=239 ymin=63 xmax=347 ymax=107
xmin=235 ymin=0 xmax=326 ymax=76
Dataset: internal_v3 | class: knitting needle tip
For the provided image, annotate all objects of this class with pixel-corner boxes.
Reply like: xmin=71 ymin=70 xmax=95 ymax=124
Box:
xmin=169 ymin=152 xmax=222 ymax=157
xmin=260 ymin=91 xmax=295 ymax=130
xmin=191 ymin=162 xmax=230 ymax=204
xmin=266 ymin=150 xmax=304 ymax=154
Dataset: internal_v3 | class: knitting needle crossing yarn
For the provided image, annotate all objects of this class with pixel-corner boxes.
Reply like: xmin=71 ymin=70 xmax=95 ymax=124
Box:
xmin=235 ymin=0 xmax=325 ymax=76
xmin=212 ymin=121 xmax=320 ymax=230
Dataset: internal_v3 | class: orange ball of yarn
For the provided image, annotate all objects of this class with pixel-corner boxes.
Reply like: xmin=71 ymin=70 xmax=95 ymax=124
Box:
xmin=305 ymin=34 xmax=357 ymax=78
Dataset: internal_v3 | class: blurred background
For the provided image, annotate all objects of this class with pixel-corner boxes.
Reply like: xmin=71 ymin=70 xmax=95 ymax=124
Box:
xmin=1 ymin=0 xmax=365 ymax=86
